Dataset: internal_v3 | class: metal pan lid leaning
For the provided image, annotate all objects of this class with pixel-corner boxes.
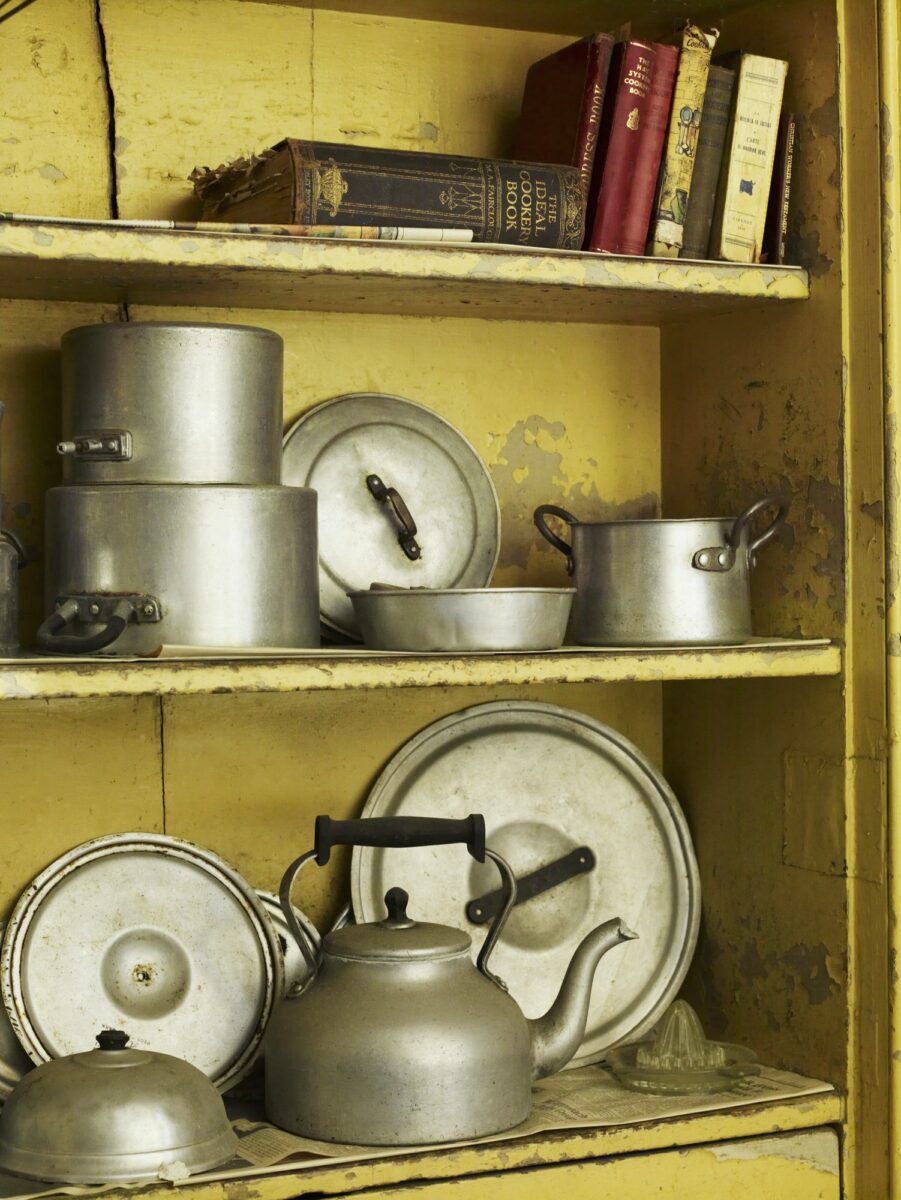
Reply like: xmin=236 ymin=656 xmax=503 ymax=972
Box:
xmin=282 ymin=392 xmax=501 ymax=637
xmin=1 ymin=834 xmax=283 ymax=1093
xmin=351 ymin=700 xmax=700 ymax=1066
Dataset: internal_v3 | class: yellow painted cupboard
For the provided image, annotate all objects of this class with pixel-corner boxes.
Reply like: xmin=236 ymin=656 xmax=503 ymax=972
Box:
xmin=0 ymin=0 xmax=892 ymax=1196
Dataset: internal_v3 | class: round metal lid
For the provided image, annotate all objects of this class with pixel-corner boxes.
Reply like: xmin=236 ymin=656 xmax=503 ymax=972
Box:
xmin=1 ymin=835 xmax=282 ymax=1093
xmin=325 ymin=888 xmax=470 ymax=962
xmin=282 ymin=393 xmax=501 ymax=636
xmin=351 ymin=701 xmax=700 ymax=1067
xmin=0 ymin=925 xmax=31 ymax=1100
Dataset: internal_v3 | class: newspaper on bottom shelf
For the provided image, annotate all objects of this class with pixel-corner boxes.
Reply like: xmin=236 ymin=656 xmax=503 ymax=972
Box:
xmin=0 ymin=1064 xmax=834 ymax=1198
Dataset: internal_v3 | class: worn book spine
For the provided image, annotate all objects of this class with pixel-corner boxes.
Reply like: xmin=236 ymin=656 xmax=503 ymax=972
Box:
xmin=191 ymin=140 xmax=585 ymax=249
xmin=586 ymin=40 xmax=656 ymax=253
xmin=762 ymin=111 xmax=796 ymax=263
xmin=514 ymin=33 xmax=615 ymax=195
xmin=619 ymin=43 xmax=679 ymax=256
xmin=709 ymin=54 xmax=789 ymax=262
xmin=679 ymin=65 xmax=736 ymax=259
xmin=649 ymin=24 xmax=720 ymax=256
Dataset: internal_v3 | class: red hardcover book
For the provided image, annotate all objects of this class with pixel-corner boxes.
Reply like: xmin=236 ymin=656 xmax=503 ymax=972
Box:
xmin=514 ymin=33 xmax=616 ymax=195
xmin=619 ymin=43 xmax=679 ymax=255
xmin=587 ymin=40 xmax=656 ymax=253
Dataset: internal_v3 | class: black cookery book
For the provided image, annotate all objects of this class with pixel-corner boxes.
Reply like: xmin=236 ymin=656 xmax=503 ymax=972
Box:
xmin=190 ymin=139 xmax=586 ymax=249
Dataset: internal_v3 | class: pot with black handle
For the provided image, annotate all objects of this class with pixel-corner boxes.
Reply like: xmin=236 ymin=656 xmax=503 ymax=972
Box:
xmin=533 ymin=496 xmax=788 ymax=646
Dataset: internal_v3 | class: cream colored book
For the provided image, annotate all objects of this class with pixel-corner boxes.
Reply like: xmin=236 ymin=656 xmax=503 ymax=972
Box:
xmin=709 ymin=52 xmax=789 ymax=262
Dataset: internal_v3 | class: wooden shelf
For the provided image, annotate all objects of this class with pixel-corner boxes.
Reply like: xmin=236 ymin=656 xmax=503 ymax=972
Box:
xmin=129 ymin=1091 xmax=842 ymax=1200
xmin=0 ymin=639 xmax=839 ymax=701
xmin=237 ymin=0 xmax=746 ymax=35
xmin=0 ymin=222 xmax=809 ymax=324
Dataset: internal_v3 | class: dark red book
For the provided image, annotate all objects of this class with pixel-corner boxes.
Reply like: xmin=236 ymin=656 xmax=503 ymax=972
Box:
xmin=514 ymin=33 xmax=616 ymax=195
xmin=587 ymin=40 xmax=656 ymax=253
xmin=619 ymin=43 xmax=679 ymax=255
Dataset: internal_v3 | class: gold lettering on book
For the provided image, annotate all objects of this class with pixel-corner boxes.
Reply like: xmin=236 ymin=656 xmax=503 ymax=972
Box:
xmin=312 ymin=160 xmax=348 ymax=217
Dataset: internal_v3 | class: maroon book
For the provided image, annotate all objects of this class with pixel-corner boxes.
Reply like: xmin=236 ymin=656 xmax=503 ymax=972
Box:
xmin=587 ymin=40 xmax=656 ymax=253
xmin=514 ymin=33 xmax=615 ymax=195
xmin=619 ymin=43 xmax=679 ymax=255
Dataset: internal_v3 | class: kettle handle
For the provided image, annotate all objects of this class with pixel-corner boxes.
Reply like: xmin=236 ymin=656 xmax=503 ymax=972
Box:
xmin=278 ymin=815 xmax=517 ymax=992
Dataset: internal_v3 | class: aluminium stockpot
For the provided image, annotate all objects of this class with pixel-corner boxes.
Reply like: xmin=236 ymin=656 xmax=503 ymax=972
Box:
xmin=59 ymin=322 xmax=283 ymax=485
xmin=39 ymin=485 xmax=319 ymax=654
xmin=534 ymin=497 xmax=787 ymax=646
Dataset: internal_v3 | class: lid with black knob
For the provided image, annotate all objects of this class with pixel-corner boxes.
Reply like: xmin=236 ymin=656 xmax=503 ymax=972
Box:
xmin=0 ymin=1027 xmax=237 ymax=1183
xmin=324 ymin=886 xmax=471 ymax=962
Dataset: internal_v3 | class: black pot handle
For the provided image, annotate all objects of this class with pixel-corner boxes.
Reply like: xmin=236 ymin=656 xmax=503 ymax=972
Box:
xmin=367 ymin=474 xmax=422 ymax=561
xmin=534 ymin=504 xmax=577 ymax=568
xmin=314 ymin=814 xmax=486 ymax=866
xmin=36 ymin=597 xmax=134 ymax=655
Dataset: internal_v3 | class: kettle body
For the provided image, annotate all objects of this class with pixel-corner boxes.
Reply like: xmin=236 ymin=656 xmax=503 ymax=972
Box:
xmin=264 ymin=815 xmax=635 ymax=1146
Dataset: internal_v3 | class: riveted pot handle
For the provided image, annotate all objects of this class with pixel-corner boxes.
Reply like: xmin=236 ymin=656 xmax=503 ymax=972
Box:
xmin=36 ymin=597 xmax=133 ymax=655
xmin=534 ymin=505 xmax=577 ymax=565
xmin=739 ymin=495 xmax=788 ymax=558
xmin=366 ymin=474 xmax=421 ymax=561
xmin=692 ymin=496 xmax=788 ymax=573
xmin=314 ymin=814 xmax=486 ymax=866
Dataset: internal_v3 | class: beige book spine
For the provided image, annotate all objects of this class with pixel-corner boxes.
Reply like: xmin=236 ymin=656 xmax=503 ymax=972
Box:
xmin=649 ymin=24 xmax=720 ymax=257
xmin=709 ymin=55 xmax=789 ymax=262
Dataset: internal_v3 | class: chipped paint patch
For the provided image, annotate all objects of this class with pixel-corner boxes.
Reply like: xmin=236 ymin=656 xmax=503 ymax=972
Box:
xmin=38 ymin=163 xmax=66 ymax=182
xmin=490 ymin=414 xmax=658 ymax=572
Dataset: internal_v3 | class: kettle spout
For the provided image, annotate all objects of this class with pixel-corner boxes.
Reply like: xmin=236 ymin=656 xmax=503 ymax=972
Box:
xmin=528 ymin=917 xmax=638 ymax=1079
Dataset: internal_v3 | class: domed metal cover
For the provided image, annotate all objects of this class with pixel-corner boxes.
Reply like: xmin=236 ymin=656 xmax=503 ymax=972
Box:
xmin=1 ymin=835 xmax=282 ymax=1092
xmin=0 ymin=1031 xmax=237 ymax=1183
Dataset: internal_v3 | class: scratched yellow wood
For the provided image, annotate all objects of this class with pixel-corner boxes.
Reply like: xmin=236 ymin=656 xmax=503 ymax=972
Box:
xmin=0 ymin=0 xmax=885 ymax=1197
xmin=661 ymin=2 xmax=888 ymax=1197
xmin=0 ymin=697 xmax=163 ymax=919
xmin=99 ymin=0 xmax=570 ymax=218
xmin=350 ymin=1130 xmax=840 ymax=1200
xmin=0 ymin=0 xmax=109 ymax=217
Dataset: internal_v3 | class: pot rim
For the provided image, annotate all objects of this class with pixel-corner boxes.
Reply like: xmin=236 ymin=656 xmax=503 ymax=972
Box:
xmin=564 ymin=516 xmax=738 ymax=528
xmin=62 ymin=320 xmax=281 ymax=340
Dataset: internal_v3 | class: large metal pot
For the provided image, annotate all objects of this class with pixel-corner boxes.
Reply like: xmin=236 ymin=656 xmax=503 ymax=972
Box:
xmin=59 ymin=322 xmax=283 ymax=485
xmin=39 ymin=485 xmax=319 ymax=654
xmin=534 ymin=497 xmax=787 ymax=646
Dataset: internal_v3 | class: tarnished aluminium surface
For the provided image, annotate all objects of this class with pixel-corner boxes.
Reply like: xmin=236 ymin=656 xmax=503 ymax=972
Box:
xmin=349 ymin=587 xmax=574 ymax=651
xmin=352 ymin=701 xmax=700 ymax=1063
xmin=0 ymin=1032 xmax=236 ymax=1183
xmin=44 ymin=484 xmax=320 ymax=652
xmin=283 ymin=393 xmax=500 ymax=637
xmin=0 ymin=834 xmax=282 ymax=1092
xmin=60 ymin=321 xmax=284 ymax=485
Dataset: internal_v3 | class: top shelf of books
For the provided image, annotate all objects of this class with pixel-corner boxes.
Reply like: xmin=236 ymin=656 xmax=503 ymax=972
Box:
xmin=0 ymin=221 xmax=808 ymax=323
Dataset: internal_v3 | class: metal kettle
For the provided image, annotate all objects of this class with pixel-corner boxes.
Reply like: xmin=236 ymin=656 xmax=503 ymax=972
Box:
xmin=264 ymin=815 xmax=636 ymax=1146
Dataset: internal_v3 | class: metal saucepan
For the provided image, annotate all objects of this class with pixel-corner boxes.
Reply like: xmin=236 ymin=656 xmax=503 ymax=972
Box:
xmin=348 ymin=586 xmax=575 ymax=651
xmin=38 ymin=484 xmax=320 ymax=654
xmin=534 ymin=497 xmax=788 ymax=646
xmin=59 ymin=322 xmax=283 ymax=485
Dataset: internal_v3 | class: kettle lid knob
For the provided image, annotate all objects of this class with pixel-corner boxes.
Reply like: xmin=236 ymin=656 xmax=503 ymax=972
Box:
xmin=383 ymin=887 xmax=415 ymax=928
xmin=96 ymin=1029 xmax=130 ymax=1051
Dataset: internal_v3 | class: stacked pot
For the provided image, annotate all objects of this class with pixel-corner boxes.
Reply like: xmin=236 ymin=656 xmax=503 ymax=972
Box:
xmin=38 ymin=322 xmax=320 ymax=655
